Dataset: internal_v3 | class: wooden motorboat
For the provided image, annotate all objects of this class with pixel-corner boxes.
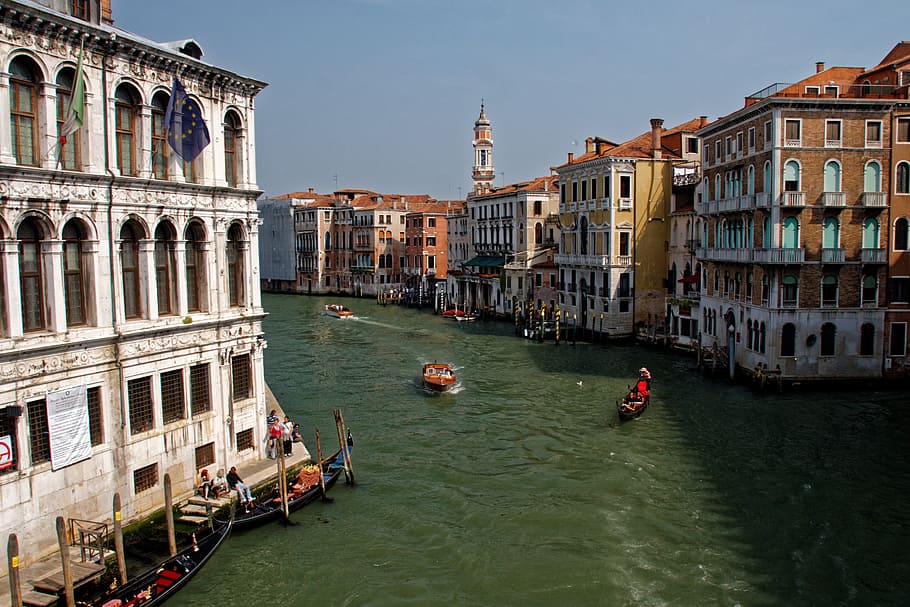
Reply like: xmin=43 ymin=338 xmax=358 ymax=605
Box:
xmin=423 ymin=362 xmax=457 ymax=392
xmin=324 ymin=304 xmax=353 ymax=318
xmin=86 ymin=517 xmax=231 ymax=606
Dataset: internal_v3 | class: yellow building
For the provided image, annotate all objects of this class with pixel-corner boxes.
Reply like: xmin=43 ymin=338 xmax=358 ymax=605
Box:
xmin=554 ymin=118 xmax=706 ymax=337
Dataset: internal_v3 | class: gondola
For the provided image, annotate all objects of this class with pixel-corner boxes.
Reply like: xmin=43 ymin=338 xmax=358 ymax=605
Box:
xmin=88 ymin=517 xmax=232 ymax=606
xmin=220 ymin=448 xmax=347 ymax=531
xmin=616 ymin=367 xmax=652 ymax=422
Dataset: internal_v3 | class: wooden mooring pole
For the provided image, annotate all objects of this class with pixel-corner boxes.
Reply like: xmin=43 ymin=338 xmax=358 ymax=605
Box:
xmin=7 ymin=534 xmax=22 ymax=607
xmin=164 ymin=474 xmax=176 ymax=557
xmin=278 ymin=447 xmax=289 ymax=521
xmin=113 ymin=493 xmax=127 ymax=584
xmin=55 ymin=516 xmax=75 ymax=607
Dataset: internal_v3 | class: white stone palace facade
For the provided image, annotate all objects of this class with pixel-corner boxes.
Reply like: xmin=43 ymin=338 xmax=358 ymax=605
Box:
xmin=0 ymin=0 xmax=268 ymax=566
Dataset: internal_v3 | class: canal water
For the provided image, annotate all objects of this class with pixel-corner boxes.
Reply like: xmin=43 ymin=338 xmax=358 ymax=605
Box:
xmin=176 ymin=294 xmax=910 ymax=606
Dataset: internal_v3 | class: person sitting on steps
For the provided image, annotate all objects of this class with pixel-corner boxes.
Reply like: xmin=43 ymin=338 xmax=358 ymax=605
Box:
xmin=226 ymin=466 xmax=255 ymax=512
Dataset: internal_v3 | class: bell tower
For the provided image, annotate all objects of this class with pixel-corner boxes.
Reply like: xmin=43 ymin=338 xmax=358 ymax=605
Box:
xmin=472 ymin=100 xmax=494 ymax=195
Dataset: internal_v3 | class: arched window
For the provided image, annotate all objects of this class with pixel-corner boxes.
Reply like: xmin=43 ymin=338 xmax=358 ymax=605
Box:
xmin=864 ymin=161 xmax=881 ymax=193
xmin=185 ymin=221 xmax=207 ymax=313
xmin=782 ymin=217 xmax=799 ymax=249
xmin=820 ymin=322 xmax=836 ymax=356
xmin=224 ymin=111 xmax=241 ymax=187
xmin=781 ymin=322 xmax=796 ymax=356
xmin=714 ymin=174 xmax=721 ymax=201
xmin=896 ymin=218 xmax=909 ymax=251
xmin=759 ymin=321 xmax=766 ymax=353
xmin=120 ymin=220 xmax=143 ymax=319
xmin=534 ymin=222 xmax=543 ymax=245
xmin=747 ymin=165 xmax=755 ymax=195
xmin=897 ymin=162 xmax=910 ymax=194
xmin=821 ymin=274 xmax=838 ymax=307
xmin=862 ymin=274 xmax=877 ymax=306
xmin=746 ymin=272 xmax=753 ymax=300
xmin=115 ymin=85 xmax=140 ymax=176
xmin=761 ymin=274 xmax=770 ymax=304
xmin=154 ymin=223 xmax=177 ymax=315
xmin=783 ymin=160 xmax=800 ymax=192
xmin=9 ymin=57 xmax=41 ymax=166
xmin=324 ymin=231 xmax=331 ymax=251
xmin=823 ymin=160 xmax=841 ymax=192
xmin=151 ymin=92 xmax=169 ymax=179
xmin=763 ymin=216 xmax=771 ymax=248
xmin=763 ymin=160 xmax=771 ymax=194
xmin=56 ymin=67 xmax=82 ymax=170
xmin=580 ymin=218 xmax=588 ymax=254
xmin=713 ymin=270 xmax=719 ymax=293
xmin=62 ymin=219 xmax=89 ymax=326
xmin=782 ymin=274 xmax=798 ymax=307
xmin=747 ymin=320 xmax=753 ymax=350
xmin=860 ymin=323 xmax=875 ymax=356
xmin=863 ymin=218 xmax=880 ymax=249
xmin=227 ymin=223 xmax=245 ymax=307
xmin=18 ymin=218 xmax=46 ymax=331
xmin=822 ymin=217 xmax=839 ymax=249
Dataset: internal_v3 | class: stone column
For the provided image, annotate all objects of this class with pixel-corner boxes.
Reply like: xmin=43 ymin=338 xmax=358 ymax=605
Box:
xmin=174 ymin=240 xmax=188 ymax=317
xmin=139 ymin=240 xmax=157 ymax=320
xmin=0 ymin=72 xmax=15 ymax=163
xmin=1 ymin=241 xmax=22 ymax=337
xmin=40 ymin=82 xmax=58 ymax=169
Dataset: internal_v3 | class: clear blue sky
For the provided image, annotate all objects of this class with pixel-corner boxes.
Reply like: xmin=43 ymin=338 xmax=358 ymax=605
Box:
xmin=113 ymin=0 xmax=909 ymax=200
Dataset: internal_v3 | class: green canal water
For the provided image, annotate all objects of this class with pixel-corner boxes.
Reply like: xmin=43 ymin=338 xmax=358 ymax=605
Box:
xmin=175 ymin=293 xmax=910 ymax=606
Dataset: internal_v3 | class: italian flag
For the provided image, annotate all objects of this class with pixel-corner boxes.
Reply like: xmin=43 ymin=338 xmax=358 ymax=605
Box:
xmin=60 ymin=41 xmax=85 ymax=145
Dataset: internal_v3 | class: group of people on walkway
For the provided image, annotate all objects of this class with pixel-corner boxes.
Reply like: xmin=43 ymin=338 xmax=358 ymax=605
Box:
xmin=266 ymin=409 xmax=303 ymax=459
xmin=197 ymin=466 xmax=255 ymax=511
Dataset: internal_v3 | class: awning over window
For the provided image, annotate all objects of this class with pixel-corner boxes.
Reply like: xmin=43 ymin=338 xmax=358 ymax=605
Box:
xmin=678 ymin=275 xmax=699 ymax=284
xmin=464 ymin=256 xmax=505 ymax=268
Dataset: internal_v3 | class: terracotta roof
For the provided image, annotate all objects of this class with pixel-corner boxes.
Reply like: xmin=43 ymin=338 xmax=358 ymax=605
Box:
xmin=472 ymin=175 xmax=558 ymax=199
xmin=868 ymin=41 xmax=910 ymax=72
xmin=556 ymin=118 xmax=706 ymax=168
xmin=775 ymin=67 xmax=865 ymax=96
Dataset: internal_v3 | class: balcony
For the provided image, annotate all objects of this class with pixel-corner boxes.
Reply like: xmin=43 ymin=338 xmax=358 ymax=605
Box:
xmin=752 ymin=248 xmax=805 ymax=264
xmin=861 ymin=248 xmax=887 ymax=264
xmin=820 ymin=192 xmax=846 ymax=208
xmin=614 ymin=255 xmax=632 ymax=266
xmin=697 ymin=247 xmax=752 ymax=263
xmin=861 ymin=192 xmax=888 ymax=208
xmin=553 ymin=253 xmax=610 ymax=268
xmin=820 ymin=248 xmax=845 ymax=264
xmin=780 ymin=192 xmax=806 ymax=207
xmin=755 ymin=192 xmax=771 ymax=208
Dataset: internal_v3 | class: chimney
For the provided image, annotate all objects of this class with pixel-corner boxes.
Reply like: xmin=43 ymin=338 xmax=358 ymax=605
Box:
xmin=568 ymin=152 xmax=574 ymax=163
xmin=699 ymin=115 xmax=708 ymax=128
xmin=101 ymin=0 xmax=113 ymax=24
xmin=308 ymin=187 xmax=314 ymax=193
xmin=650 ymin=118 xmax=664 ymax=159
xmin=816 ymin=61 xmax=825 ymax=73
xmin=585 ymin=137 xmax=594 ymax=153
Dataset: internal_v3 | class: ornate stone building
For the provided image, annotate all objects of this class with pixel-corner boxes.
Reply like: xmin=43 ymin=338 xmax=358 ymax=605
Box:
xmin=0 ymin=0 xmax=267 ymax=565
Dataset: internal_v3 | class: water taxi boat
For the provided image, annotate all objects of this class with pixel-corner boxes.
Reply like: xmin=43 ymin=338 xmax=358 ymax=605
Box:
xmin=324 ymin=304 xmax=353 ymax=318
xmin=423 ymin=362 xmax=457 ymax=392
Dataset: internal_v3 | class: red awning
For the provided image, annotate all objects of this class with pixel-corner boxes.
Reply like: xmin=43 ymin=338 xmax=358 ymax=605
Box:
xmin=678 ymin=275 xmax=698 ymax=284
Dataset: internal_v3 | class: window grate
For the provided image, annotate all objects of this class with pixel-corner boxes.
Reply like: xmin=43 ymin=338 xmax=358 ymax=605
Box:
xmin=231 ymin=354 xmax=251 ymax=401
xmin=133 ymin=463 xmax=158 ymax=493
xmin=236 ymin=428 xmax=253 ymax=452
xmin=160 ymin=369 xmax=185 ymax=424
xmin=190 ymin=363 xmax=211 ymax=416
xmin=195 ymin=442 xmax=215 ymax=469
xmin=87 ymin=386 xmax=102 ymax=446
xmin=27 ymin=399 xmax=50 ymax=464
xmin=128 ymin=377 xmax=153 ymax=435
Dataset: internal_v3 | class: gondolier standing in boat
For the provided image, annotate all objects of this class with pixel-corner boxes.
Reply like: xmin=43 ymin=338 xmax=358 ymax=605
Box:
xmin=636 ymin=367 xmax=651 ymax=397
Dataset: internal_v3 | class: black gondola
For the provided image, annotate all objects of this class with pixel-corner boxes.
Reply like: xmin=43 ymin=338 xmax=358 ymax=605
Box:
xmin=616 ymin=367 xmax=652 ymax=422
xmin=221 ymin=448 xmax=347 ymax=530
xmin=88 ymin=517 xmax=231 ymax=606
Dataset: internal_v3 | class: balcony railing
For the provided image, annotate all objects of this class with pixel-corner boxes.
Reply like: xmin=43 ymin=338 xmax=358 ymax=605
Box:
xmin=755 ymin=192 xmax=771 ymax=208
xmin=861 ymin=192 xmax=888 ymax=208
xmin=553 ymin=253 xmax=610 ymax=267
xmin=780 ymin=192 xmax=806 ymax=207
xmin=820 ymin=248 xmax=845 ymax=264
xmin=614 ymin=255 xmax=632 ymax=266
xmin=697 ymin=247 xmax=752 ymax=263
xmin=861 ymin=248 xmax=887 ymax=264
xmin=820 ymin=192 xmax=846 ymax=208
xmin=752 ymin=248 xmax=805 ymax=264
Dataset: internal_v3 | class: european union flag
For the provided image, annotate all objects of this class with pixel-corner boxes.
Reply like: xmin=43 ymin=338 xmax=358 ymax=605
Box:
xmin=165 ymin=76 xmax=210 ymax=162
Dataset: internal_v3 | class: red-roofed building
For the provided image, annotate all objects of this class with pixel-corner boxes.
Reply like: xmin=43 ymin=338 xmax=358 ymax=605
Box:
xmin=555 ymin=118 xmax=706 ymax=338
xmin=696 ymin=43 xmax=910 ymax=381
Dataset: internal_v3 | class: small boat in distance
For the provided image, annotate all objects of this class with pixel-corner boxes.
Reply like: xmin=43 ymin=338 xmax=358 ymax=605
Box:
xmin=423 ymin=362 xmax=457 ymax=393
xmin=324 ymin=304 xmax=353 ymax=318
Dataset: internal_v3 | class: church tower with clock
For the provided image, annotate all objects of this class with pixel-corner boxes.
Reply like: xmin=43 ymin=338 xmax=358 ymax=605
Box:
xmin=472 ymin=100 xmax=494 ymax=195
